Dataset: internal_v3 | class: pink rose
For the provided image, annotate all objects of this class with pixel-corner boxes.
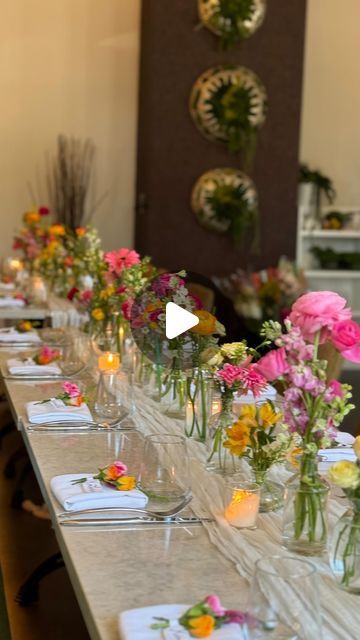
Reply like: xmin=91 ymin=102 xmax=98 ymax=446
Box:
xmin=113 ymin=460 xmax=128 ymax=475
xmin=62 ymin=381 xmax=81 ymax=397
xmin=331 ymin=319 xmax=360 ymax=362
xmin=255 ymin=347 xmax=289 ymax=381
xmin=205 ymin=594 xmax=225 ymax=616
xmin=288 ymin=291 xmax=352 ymax=342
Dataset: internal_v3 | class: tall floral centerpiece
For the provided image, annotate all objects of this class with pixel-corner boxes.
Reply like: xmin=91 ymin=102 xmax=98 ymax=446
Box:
xmin=13 ymin=207 xmax=51 ymax=274
xmin=205 ymin=342 xmax=268 ymax=474
xmin=328 ymin=437 xmax=360 ymax=592
xmin=256 ymin=291 xmax=358 ymax=554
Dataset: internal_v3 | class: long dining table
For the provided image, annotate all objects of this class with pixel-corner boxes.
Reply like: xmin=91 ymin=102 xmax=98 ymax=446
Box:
xmin=1 ymin=342 xmax=360 ymax=640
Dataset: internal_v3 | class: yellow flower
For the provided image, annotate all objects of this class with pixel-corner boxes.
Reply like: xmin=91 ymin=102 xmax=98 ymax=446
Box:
xmin=220 ymin=342 xmax=247 ymax=361
xmin=23 ymin=210 xmax=40 ymax=225
xmin=115 ymin=475 xmax=136 ymax=491
xmin=286 ymin=447 xmax=303 ymax=470
xmin=190 ymin=310 xmax=217 ymax=336
xmin=49 ymin=224 xmax=66 ymax=236
xmin=200 ymin=346 xmax=223 ymax=367
xmin=223 ymin=419 xmax=251 ymax=456
xmin=91 ymin=308 xmax=105 ymax=321
xmin=239 ymin=404 xmax=257 ymax=421
xmin=100 ymin=286 xmax=115 ymax=300
xmin=188 ymin=615 xmax=215 ymax=638
xmin=259 ymin=402 xmax=282 ymax=427
xmin=328 ymin=461 xmax=360 ymax=489
xmin=353 ymin=436 xmax=360 ymax=459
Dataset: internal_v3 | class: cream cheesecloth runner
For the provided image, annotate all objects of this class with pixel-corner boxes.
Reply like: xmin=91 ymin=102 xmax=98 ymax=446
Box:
xmin=132 ymin=387 xmax=359 ymax=640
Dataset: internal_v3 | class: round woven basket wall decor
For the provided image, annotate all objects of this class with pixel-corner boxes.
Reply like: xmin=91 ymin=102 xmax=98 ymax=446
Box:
xmin=191 ymin=167 xmax=258 ymax=244
xmin=190 ymin=65 xmax=267 ymax=158
xmin=198 ymin=0 xmax=267 ymax=47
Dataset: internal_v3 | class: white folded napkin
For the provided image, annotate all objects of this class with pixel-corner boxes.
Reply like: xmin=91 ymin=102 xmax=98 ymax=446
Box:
xmin=0 ymin=297 xmax=25 ymax=307
xmin=7 ymin=358 xmax=61 ymax=376
xmin=51 ymin=473 xmax=148 ymax=512
xmin=0 ymin=329 xmax=41 ymax=343
xmin=0 ymin=282 xmax=15 ymax=290
xmin=319 ymin=447 xmax=356 ymax=462
xmin=335 ymin=431 xmax=355 ymax=446
xmin=26 ymin=398 xmax=93 ymax=424
xmin=119 ymin=605 xmax=242 ymax=640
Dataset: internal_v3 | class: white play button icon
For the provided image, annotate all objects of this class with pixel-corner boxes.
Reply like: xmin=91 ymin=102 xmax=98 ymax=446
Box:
xmin=165 ymin=302 xmax=199 ymax=340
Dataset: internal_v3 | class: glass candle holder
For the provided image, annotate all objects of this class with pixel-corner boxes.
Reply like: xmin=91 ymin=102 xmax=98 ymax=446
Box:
xmin=98 ymin=351 xmax=120 ymax=372
xmin=224 ymin=480 xmax=260 ymax=529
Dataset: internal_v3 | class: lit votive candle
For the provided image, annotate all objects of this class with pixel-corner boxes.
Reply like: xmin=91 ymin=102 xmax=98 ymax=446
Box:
xmin=211 ymin=399 xmax=222 ymax=415
xmin=98 ymin=351 xmax=120 ymax=372
xmin=224 ymin=481 xmax=260 ymax=529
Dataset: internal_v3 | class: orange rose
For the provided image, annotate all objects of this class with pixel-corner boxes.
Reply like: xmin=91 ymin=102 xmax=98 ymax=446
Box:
xmin=188 ymin=615 xmax=215 ymax=638
xmin=68 ymin=395 xmax=84 ymax=407
xmin=49 ymin=224 xmax=66 ymax=236
xmin=75 ymin=227 xmax=86 ymax=237
xmin=190 ymin=310 xmax=217 ymax=336
xmin=23 ymin=210 xmax=40 ymax=225
xmin=105 ymin=465 xmax=123 ymax=482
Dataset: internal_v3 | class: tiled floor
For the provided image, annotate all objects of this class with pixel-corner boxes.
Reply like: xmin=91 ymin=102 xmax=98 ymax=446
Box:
xmin=0 ymin=409 xmax=90 ymax=640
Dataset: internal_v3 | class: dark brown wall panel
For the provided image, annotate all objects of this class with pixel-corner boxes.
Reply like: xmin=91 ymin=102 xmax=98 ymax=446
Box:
xmin=135 ymin=0 xmax=307 ymax=276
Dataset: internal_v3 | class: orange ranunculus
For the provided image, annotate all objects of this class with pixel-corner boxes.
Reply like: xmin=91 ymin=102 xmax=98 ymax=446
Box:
xmin=23 ymin=210 xmax=40 ymax=225
xmin=49 ymin=224 xmax=66 ymax=236
xmin=223 ymin=419 xmax=251 ymax=456
xmin=188 ymin=615 xmax=215 ymax=638
xmin=115 ymin=476 xmax=136 ymax=491
xmin=75 ymin=227 xmax=86 ymax=236
xmin=190 ymin=310 xmax=217 ymax=336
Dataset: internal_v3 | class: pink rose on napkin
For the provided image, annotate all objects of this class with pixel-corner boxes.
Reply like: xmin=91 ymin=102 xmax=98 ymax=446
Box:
xmin=255 ymin=347 xmax=289 ymax=381
xmin=288 ymin=291 xmax=352 ymax=341
xmin=205 ymin=594 xmax=226 ymax=616
xmin=330 ymin=319 xmax=360 ymax=362
xmin=62 ymin=382 xmax=81 ymax=398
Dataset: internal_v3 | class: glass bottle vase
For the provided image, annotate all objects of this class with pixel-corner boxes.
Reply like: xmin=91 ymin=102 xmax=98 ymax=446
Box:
xmin=185 ymin=367 xmax=213 ymax=442
xmin=160 ymin=368 xmax=187 ymax=419
xmin=282 ymin=452 xmax=329 ymax=556
xmin=206 ymin=392 xmax=240 ymax=475
xmin=330 ymin=504 xmax=360 ymax=593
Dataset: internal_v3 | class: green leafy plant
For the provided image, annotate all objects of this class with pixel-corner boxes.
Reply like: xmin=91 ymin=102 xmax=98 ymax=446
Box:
xmin=208 ymin=0 xmax=258 ymax=48
xmin=299 ymin=163 xmax=336 ymax=211
xmin=311 ymin=246 xmax=360 ymax=270
xmin=205 ymin=181 xmax=258 ymax=245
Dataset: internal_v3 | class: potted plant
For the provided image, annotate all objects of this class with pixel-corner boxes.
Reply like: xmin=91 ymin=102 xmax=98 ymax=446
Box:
xmin=298 ymin=163 xmax=336 ymax=213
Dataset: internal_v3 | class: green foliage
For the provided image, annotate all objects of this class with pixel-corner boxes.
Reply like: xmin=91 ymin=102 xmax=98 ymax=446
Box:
xmin=205 ymin=181 xmax=257 ymax=244
xmin=211 ymin=0 xmax=257 ymax=48
xmin=299 ymin=163 xmax=336 ymax=204
xmin=311 ymin=246 xmax=360 ymax=270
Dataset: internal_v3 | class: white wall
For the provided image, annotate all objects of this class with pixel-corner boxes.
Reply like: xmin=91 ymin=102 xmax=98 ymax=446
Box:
xmin=300 ymin=0 xmax=360 ymax=205
xmin=0 ymin=0 xmax=140 ymax=256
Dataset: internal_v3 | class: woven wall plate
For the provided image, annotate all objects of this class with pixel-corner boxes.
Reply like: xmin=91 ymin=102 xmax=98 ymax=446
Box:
xmin=191 ymin=168 xmax=258 ymax=239
xmin=198 ymin=0 xmax=267 ymax=44
xmin=189 ymin=65 xmax=267 ymax=154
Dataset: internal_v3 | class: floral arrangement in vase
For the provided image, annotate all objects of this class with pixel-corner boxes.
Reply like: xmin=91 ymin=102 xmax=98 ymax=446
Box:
xmin=12 ymin=206 xmax=51 ymax=272
xmin=255 ymin=291 xmax=357 ymax=554
xmin=328 ymin=437 xmax=360 ymax=592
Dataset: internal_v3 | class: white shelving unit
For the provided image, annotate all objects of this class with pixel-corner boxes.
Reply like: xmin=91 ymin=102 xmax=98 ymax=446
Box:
xmin=296 ymin=205 xmax=360 ymax=371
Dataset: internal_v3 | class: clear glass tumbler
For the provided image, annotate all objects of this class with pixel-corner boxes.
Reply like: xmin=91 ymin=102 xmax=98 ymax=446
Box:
xmin=94 ymin=371 xmax=129 ymax=422
xmin=244 ymin=555 xmax=322 ymax=640
xmin=138 ymin=434 xmax=190 ymax=501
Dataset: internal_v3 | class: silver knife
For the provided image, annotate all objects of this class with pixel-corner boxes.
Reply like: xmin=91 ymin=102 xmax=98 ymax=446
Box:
xmin=60 ymin=516 xmax=213 ymax=527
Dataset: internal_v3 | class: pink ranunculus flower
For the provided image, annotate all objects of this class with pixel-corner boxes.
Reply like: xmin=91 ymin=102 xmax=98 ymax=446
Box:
xmin=288 ymin=291 xmax=352 ymax=342
xmin=205 ymin=594 xmax=225 ymax=616
xmin=105 ymin=248 xmax=140 ymax=276
xmin=255 ymin=347 xmax=289 ymax=381
xmin=62 ymin=382 xmax=81 ymax=397
xmin=331 ymin=319 xmax=360 ymax=362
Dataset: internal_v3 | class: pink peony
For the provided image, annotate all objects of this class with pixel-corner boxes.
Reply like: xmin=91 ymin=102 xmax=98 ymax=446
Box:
xmin=62 ymin=381 xmax=81 ymax=397
xmin=255 ymin=347 xmax=289 ymax=381
xmin=331 ymin=319 xmax=360 ymax=362
xmin=288 ymin=291 xmax=352 ymax=342
xmin=105 ymin=248 xmax=140 ymax=276
xmin=205 ymin=595 xmax=225 ymax=617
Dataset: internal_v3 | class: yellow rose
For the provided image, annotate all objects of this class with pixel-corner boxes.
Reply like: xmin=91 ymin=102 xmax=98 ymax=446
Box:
xmin=190 ymin=310 xmax=217 ymax=336
xmin=353 ymin=436 xmax=360 ymax=459
xmin=187 ymin=615 xmax=215 ymax=638
xmin=91 ymin=308 xmax=105 ymax=321
xmin=49 ymin=224 xmax=66 ymax=236
xmin=23 ymin=210 xmax=40 ymax=225
xmin=328 ymin=460 xmax=360 ymax=489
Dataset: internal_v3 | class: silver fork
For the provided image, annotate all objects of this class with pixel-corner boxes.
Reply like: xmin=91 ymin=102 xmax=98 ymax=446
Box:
xmin=57 ymin=495 xmax=193 ymax=519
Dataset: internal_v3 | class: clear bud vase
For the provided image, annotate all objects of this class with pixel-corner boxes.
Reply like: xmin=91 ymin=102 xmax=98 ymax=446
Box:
xmin=253 ymin=468 xmax=284 ymax=513
xmin=330 ymin=502 xmax=360 ymax=593
xmin=282 ymin=452 xmax=329 ymax=556
xmin=206 ymin=391 xmax=240 ymax=475
xmin=160 ymin=368 xmax=187 ymax=419
xmin=185 ymin=367 xmax=213 ymax=443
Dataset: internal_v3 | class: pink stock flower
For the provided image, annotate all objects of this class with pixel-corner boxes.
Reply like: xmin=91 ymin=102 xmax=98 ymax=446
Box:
xmin=121 ymin=299 xmax=133 ymax=321
xmin=288 ymin=291 xmax=352 ymax=342
xmin=324 ymin=379 xmax=344 ymax=402
xmin=255 ymin=347 xmax=289 ymax=381
xmin=331 ymin=319 xmax=360 ymax=362
xmin=205 ymin=594 xmax=226 ymax=616
xmin=105 ymin=248 xmax=140 ymax=276
xmin=62 ymin=382 xmax=81 ymax=397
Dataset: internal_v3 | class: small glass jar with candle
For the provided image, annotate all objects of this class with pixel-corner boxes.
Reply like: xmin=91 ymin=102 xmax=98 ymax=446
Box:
xmin=224 ymin=480 xmax=260 ymax=529
xmin=98 ymin=351 xmax=120 ymax=372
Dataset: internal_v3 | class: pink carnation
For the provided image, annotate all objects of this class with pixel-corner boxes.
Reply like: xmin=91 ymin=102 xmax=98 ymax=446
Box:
xmin=331 ymin=319 xmax=360 ymax=362
xmin=62 ymin=381 xmax=81 ymax=397
xmin=288 ymin=291 xmax=352 ymax=342
xmin=255 ymin=347 xmax=289 ymax=381
xmin=104 ymin=248 xmax=140 ymax=276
